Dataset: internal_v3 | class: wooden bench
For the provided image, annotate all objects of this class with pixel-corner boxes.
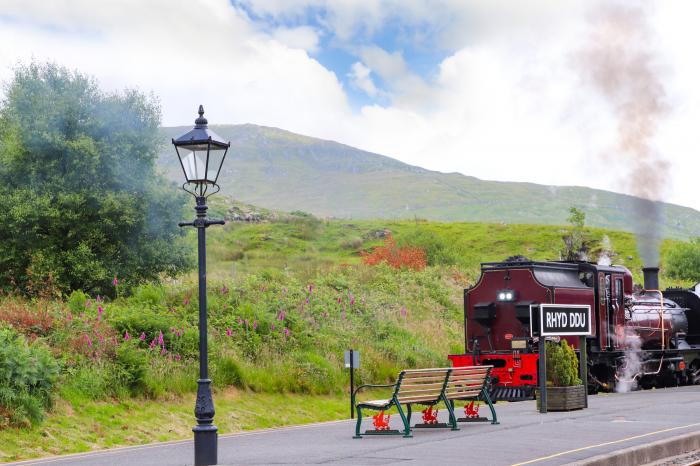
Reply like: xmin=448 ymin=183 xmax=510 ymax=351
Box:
xmin=352 ymin=368 xmax=453 ymax=438
xmin=443 ymin=365 xmax=498 ymax=425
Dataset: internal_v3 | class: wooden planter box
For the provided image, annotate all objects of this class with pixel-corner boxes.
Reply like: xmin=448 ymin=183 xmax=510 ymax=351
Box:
xmin=536 ymin=385 xmax=586 ymax=411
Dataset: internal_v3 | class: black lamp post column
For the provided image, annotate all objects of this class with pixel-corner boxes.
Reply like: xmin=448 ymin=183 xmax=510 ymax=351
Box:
xmin=180 ymin=197 xmax=225 ymax=466
xmin=172 ymin=106 xmax=231 ymax=466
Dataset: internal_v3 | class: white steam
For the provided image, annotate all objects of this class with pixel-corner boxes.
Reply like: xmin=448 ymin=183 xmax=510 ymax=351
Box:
xmin=615 ymin=327 xmax=643 ymax=393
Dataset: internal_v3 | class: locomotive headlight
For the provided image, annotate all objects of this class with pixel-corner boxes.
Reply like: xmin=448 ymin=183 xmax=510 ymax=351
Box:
xmin=496 ymin=289 xmax=516 ymax=302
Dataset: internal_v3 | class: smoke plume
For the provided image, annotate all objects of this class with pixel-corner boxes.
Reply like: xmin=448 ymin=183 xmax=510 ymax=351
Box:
xmin=576 ymin=2 xmax=670 ymax=266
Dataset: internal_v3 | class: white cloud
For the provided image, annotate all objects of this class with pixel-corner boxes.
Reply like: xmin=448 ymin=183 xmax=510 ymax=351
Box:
xmin=271 ymin=26 xmax=321 ymax=53
xmin=1 ymin=0 xmax=699 ymax=212
xmin=348 ymin=62 xmax=377 ymax=96
xmin=0 ymin=0 xmax=351 ymax=138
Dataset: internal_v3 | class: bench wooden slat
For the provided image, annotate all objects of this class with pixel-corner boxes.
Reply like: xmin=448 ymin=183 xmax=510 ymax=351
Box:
xmin=402 ymin=370 xmax=450 ymax=378
xmin=445 ymin=390 xmax=481 ymax=399
xmin=398 ymin=390 xmax=444 ymax=398
xmin=397 ymin=394 xmax=446 ymax=403
xmin=400 ymin=382 xmax=446 ymax=390
xmin=402 ymin=372 xmax=447 ymax=382
xmin=447 ymin=377 xmax=487 ymax=385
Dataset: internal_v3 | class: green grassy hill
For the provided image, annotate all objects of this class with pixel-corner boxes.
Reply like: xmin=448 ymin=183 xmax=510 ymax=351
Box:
xmin=158 ymin=124 xmax=700 ymax=239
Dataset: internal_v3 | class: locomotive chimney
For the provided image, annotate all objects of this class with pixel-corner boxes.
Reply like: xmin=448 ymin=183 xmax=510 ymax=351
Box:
xmin=642 ymin=266 xmax=660 ymax=290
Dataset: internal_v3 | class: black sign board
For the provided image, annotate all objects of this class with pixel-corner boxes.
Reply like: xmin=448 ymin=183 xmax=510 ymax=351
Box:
xmin=530 ymin=304 xmax=591 ymax=336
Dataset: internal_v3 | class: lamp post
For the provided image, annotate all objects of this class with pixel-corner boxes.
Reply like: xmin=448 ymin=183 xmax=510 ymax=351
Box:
xmin=173 ymin=105 xmax=230 ymax=466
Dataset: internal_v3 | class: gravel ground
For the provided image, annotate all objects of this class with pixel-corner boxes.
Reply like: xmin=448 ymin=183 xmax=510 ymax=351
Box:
xmin=646 ymin=450 xmax=700 ymax=466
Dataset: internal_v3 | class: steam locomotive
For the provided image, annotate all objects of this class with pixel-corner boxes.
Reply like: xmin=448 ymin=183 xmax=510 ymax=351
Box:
xmin=448 ymin=259 xmax=700 ymax=400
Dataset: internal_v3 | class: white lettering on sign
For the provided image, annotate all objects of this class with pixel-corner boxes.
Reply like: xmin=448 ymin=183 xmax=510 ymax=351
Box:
xmin=546 ymin=311 xmax=587 ymax=328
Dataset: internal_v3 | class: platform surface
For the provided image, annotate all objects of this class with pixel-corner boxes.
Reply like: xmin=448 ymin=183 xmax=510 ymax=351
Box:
xmin=8 ymin=385 xmax=700 ymax=466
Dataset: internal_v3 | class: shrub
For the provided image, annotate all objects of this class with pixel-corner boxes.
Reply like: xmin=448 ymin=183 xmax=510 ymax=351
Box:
xmin=0 ymin=298 xmax=55 ymax=337
xmin=546 ymin=340 xmax=581 ymax=387
xmin=211 ymin=353 xmax=245 ymax=388
xmin=0 ymin=325 xmax=60 ymax=426
xmin=665 ymin=238 xmax=700 ymax=283
xmin=361 ymin=236 xmax=427 ymax=271
xmin=115 ymin=340 xmax=148 ymax=396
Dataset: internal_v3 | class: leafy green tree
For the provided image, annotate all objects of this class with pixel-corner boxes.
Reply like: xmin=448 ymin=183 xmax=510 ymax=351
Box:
xmin=0 ymin=62 xmax=192 ymax=296
xmin=665 ymin=238 xmax=700 ymax=283
xmin=561 ymin=206 xmax=587 ymax=261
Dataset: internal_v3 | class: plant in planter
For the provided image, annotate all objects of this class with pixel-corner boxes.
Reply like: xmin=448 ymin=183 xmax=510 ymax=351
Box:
xmin=537 ymin=339 xmax=586 ymax=411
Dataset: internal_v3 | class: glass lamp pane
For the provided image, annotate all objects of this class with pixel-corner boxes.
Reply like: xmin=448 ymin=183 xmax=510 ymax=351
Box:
xmin=207 ymin=148 xmax=227 ymax=184
xmin=180 ymin=149 xmax=207 ymax=182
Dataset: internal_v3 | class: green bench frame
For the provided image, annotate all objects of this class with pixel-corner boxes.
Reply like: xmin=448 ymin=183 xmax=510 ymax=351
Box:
xmin=352 ymin=366 xmax=498 ymax=438
xmin=352 ymin=368 xmax=452 ymax=438
xmin=444 ymin=365 xmax=498 ymax=426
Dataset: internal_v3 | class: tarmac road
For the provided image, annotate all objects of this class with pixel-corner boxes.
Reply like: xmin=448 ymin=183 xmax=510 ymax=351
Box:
xmin=8 ymin=385 xmax=700 ymax=466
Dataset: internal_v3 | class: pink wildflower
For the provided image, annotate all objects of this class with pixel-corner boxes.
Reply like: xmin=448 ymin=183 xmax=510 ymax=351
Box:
xmin=176 ymin=330 xmax=182 ymax=337
xmin=237 ymin=317 xmax=242 ymax=324
xmin=271 ymin=323 xmax=276 ymax=331
xmin=183 ymin=297 xmax=190 ymax=306
xmin=277 ymin=310 xmax=286 ymax=321
xmin=221 ymin=285 xmax=229 ymax=294
xmin=97 ymin=315 xmax=102 ymax=322
xmin=149 ymin=339 xmax=156 ymax=350
xmin=67 ymin=313 xmax=73 ymax=321
xmin=160 ymin=347 xmax=167 ymax=356
xmin=96 ymin=295 xmax=103 ymax=302
xmin=283 ymin=287 xmax=288 ymax=293
xmin=84 ymin=334 xmax=93 ymax=347
xmin=139 ymin=332 xmax=146 ymax=341
xmin=283 ymin=327 xmax=290 ymax=338
xmin=157 ymin=330 xmax=164 ymax=346
xmin=174 ymin=354 xmax=181 ymax=361
xmin=124 ymin=330 xmax=130 ymax=341
xmin=113 ymin=276 xmax=118 ymax=286
xmin=400 ymin=306 xmax=408 ymax=317
xmin=308 ymin=284 xmax=314 ymax=293
xmin=349 ymin=294 xmax=355 ymax=306
xmin=226 ymin=328 xmax=232 ymax=337
xmin=85 ymin=299 xmax=92 ymax=308
xmin=305 ymin=298 xmax=309 ymax=305
xmin=98 ymin=306 xmax=104 ymax=314
xmin=253 ymin=319 xmax=257 ymax=330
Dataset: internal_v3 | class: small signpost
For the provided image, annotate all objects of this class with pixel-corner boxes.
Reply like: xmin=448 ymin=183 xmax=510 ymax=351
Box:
xmin=530 ymin=304 xmax=591 ymax=414
xmin=345 ymin=349 xmax=360 ymax=419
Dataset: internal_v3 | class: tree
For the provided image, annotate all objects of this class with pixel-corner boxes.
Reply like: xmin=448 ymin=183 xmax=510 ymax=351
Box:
xmin=665 ymin=238 xmax=700 ymax=284
xmin=0 ymin=62 xmax=192 ymax=296
xmin=561 ymin=207 xmax=587 ymax=261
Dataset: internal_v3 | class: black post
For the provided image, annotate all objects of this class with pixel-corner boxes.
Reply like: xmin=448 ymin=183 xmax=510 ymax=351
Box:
xmin=350 ymin=349 xmax=355 ymax=419
xmin=539 ymin=337 xmax=547 ymax=414
xmin=579 ymin=336 xmax=588 ymax=409
xmin=180 ymin=196 xmax=222 ymax=466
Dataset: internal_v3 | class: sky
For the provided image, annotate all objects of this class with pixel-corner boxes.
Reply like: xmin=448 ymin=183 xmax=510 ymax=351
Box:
xmin=0 ymin=0 xmax=698 ymax=211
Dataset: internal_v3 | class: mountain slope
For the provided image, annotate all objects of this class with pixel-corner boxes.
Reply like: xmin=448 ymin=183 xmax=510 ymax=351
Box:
xmin=158 ymin=124 xmax=700 ymax=239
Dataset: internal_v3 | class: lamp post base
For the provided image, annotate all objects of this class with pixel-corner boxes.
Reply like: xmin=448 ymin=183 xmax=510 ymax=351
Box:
xmin=193 ymin=425 xmax=218 ymax=466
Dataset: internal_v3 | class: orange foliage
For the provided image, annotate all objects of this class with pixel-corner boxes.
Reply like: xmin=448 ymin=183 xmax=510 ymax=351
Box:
xmin=361 ymin=236 xmax=427 ymax=271
xmin=0 ymin=299 xmax=55 ymax=337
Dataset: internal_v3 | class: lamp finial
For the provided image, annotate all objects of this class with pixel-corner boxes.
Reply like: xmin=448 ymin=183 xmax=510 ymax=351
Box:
xmin=195 ymin=105 xmax=207 ymax=127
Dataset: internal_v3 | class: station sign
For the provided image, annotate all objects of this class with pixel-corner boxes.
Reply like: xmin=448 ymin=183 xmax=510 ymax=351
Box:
xmin=344 ymin=350 xmax=359 ymax=369
xmin=530 ymin=304 xmax=592 ymax=336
